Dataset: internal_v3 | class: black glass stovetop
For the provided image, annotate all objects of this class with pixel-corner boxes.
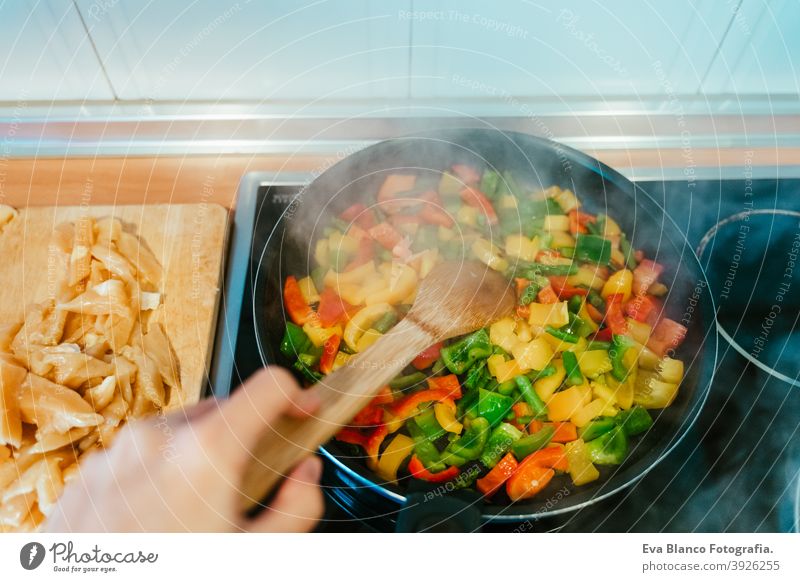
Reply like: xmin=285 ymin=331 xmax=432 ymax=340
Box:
xmin=212 ymin=176 xmax=800 ymax=533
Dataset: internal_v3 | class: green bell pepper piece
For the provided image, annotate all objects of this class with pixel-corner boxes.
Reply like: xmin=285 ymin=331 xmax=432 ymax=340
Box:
xmin=511 ymin=425 xmax=555 ymax=461
xmin=477 ymin=389 xmax=514 ymax=426
xmin=464 ymin=360 xmax=489 ymax=391
xmin=585 ymin=425 xmax=629 ymax=465
xmin=574 ymin=234 xmax=612 ymax=265
xmin=567 ymin=295 xmax=583 ymax=314
xmin=562 ymin=351 xmax=584 ymax=386
xmin=479 ymin=423 xmax=523 ymax=468
xmin=407 ymin=420 xmax=448 ymax=472
xmin=456 ymin=390 xmax=480 ymax=421
xmin=292 ymin=354 xmax=322 ymax=383
xmin=445 ymin=417 xmax=490 ymax=461
xmin=280 ymin=323 xmax=313 ymax=359
xmin=413 ymin=407 xmax=446 ymax=441
xmin=480 ymin=170 xmax=500 ymax=199
xmin=578 ymin=417 xmax=617 ymax=442
xmin=614 ymin=406 xmax=654 ymax=436
xmin=546 ymin=325 xmax=579 ymax=343
xmin=610 ymin=334 xmax=637 ymax=381
xmin=514 ymin=375 xmax=547 ymax=417
xmin=441 ymin=329 xmax=492 ymax=374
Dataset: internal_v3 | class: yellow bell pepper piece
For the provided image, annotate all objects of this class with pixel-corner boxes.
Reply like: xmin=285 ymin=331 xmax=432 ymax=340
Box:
xmin=434 ymin=403 xmax=463 ymax=434
xmin=570 ymin=397 xmax=607 ymax=428
xmin=611 ymin=248 xmax=626 ymax=267
xmin=658 ymin=357 xmax=684 ymax=384
xmin=633 ymin=372 xmax=679 ymax=409
xmin=543 ymin=214 xmax=570 ymax=232
xmin=472 ymin=238 xmax=509 ymax=272
xmin=528 ymin=301 xmax=570 ymax=328
xmin=511 ymin=338 xmax=554 ymax=371
xmin=567 ymin=266 xmax=607 ymax=290
xmin=489 ymin=317 xmax=519 ymax=353
xmin=314 ymin=239 xmax=330 ymax=269
xmin=297 ymin=276 xmax=320 ymax=304
xmin=375 ymin=434 xmax=415 ymax=482
xmin=552 ymin=188 xmax=580 ymax=212
xmin=591 ymin=380 xmax=617 ymax=406
xmin=324 ymin=262 xmax=376 ymax=288
xmin=565 ymin=439 xmax=600 ymax=486
xmin=625 ymin=318 xmax=652 ymax=345
xmin=547 ymin=384 xmax=591 ymax=422
xmin=487 ymin=354 xmax=506 ymax=379
xmin=303 ymin=322 xmax=342 ymax=348
xmin=534 ymin=360 xmax=566 ymax=401
xmin=605 ymin=373 xmax=634 ymax=410
xmin=578 ymin=349 xmax=613 ymax=379
xmin=495 ymin=358 xmax=528 ymax=382
xmin=365 ymin=263 xmax=418 ymax=306
xmin=356 ymin=328 xmax=382 ymax=352
xmin=601 ymin=269 xmax=633 ymax=302
xmin=505 ymin=234 xmax=539 ymax=262
xmin=602 ymin=216 xmax=622 ymax=237
xmin=343 ymin=303 xmax=393 ymax=351
xmin=549 ymin=231 xmax=575 ymax=250
xmin=457 ymin=205 xmax=479 ymax=226
xmin=332 ymin=352 xmax=351 ymax=371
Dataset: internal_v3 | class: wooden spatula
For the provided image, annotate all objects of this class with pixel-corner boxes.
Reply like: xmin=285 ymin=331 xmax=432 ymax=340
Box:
xmin=239 ymin=260 xmax=516 ymax=512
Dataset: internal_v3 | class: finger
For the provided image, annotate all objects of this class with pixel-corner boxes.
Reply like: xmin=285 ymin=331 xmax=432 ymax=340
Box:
xmin=193 ymin=367 xmax=320 ymax=461
xmin=244 ymin=456 xmax=324 ymax=533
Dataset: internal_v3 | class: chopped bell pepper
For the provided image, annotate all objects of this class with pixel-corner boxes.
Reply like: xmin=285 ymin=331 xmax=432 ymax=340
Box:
xmin=460 ymin=186 xmax=498 ymax=225
xmin=477 ymin=389 xmax=514 ymax=426
xmin=390 ymin=388 xmax=459 ymax=419
xmin=632 ymin=259 xmax=664 ymax=295
xmin=412 ymin=341 xmax=443 ymax=370
xmin=408 ymin=455 xmax=461 ymax=483
xmin=574 ymin=234 xmax=612 ymax=265
xmin=412 ymin=407 xmax=446 ymax=441
xmin=284 ymin=276 xmax=314 ymax=325
xmin=389 ymin=371 xmax=427 ymax=391
xmin=610 ymin=334 xmax=637 ymax=381
xmin=614 ymin=405 xmax=653 ymax=436
xmin=339 ymin=202 xmax=376 ymax=230
xmin=578 ymin=417 xmax=617 ymax=441
xmin=547 ymin=421 xmax=578 ymax=443
xmin=647 ymin=318 xmax=688 ymax=358
xmin=511 ymin=425 xmax=555 ymax=461
xmin=280 ymin=322 xmax=313 ymax=359
xmin=434 ymin=402 xmax=463 ymax=434
xmin=445 ymin=417 xmax=490 ymax=461
xmin=546 ymin=325 xmax=579 ymax=344
xmin=479 ymin=169 xmax=500 ymax=199
xmin=604 ymin=293 xmax=629 ymax=335
xmin=565 ymin=439 xmax=600 ymax=486
xmin=506 ymin=463 xmax=554 ymax=501
xmin=375 ymin=434 xmax=414 ymax=482
xmin=480 ymin=422 xmax=523 ymax=468
xmin=365 ymin=425 xmax=390 ymax=470
xmin=319 ymin=334 xmax=341 ymax=374
xmin=441 ymin=329 xmax=493 ymax=375
xmin=520 ymin=445 xmax=569 ymax=471
xmin=584 ymin=425 xmax=628 ymax=465
xmin=317 ymin=288 xmax=355 ymax=327
xmin=476 ymin=453 xmax=518 ymax=497
xmin=426 ymin=374 xmax=463 ymax=399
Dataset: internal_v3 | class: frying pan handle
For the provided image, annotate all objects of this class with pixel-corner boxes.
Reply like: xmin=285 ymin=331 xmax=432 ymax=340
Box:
xmin=239 ymin=318 xmax=435 ymax=513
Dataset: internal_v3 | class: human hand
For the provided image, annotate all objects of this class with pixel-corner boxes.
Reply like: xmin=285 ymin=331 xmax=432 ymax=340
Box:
xmin=44 ymin=367 xmax=324 ymax=532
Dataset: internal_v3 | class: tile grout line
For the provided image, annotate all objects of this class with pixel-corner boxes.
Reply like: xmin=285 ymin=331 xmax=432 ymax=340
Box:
xmin=71 ymin=0 xmax=120 ymax=101
xmin=696 ymin=0 xmax=745 ymax=94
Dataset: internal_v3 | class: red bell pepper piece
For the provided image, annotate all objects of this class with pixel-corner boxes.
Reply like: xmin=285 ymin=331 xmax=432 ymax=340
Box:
xmin=416 ymin=190 xmax=454 ymax=228
xmin=520 ymin=445 xmax=568 ymax=472
xmin=506 ymin=464 xmax=554 ymax=501
xmin=527 ymin=419 xmax=545 ymax=434
xmin=412 ymin=341 xmax=443 ymax=370
xmin=390 ymin=388 xmax=459 ymax=419
xmin=284 ymin=276 xmax=314 ymax=325
xmin=460 ymin=186 xmax=498 ymax=225
xmin=335 ymin=427 xmax=368 ymax=447
xmin=408 ymin=455 xmax=461 ymax=483
xmin=546 ymin=421 xmax=578 ymax=443
xmin=372 ymin=386 xmax=395 ymax=406
xmin=319 ymin=334 xmax=340 ymax=375
xmin=351 ymin=404 xmax=384 ymax=427
xmin=625 ymin=293 xmax=661 ymax=326
xmin=317 ymin=288 xmax=354 ymax=327
xmin=476 ymin=453 xmax=519 ymax=497
xmin=593 ymin=326 xmax=614 ymax=342
xmin=368 ymin=222 xmax=403 ymax=250
xmin=568 ymin=209 xmax=596 ymax=235
xmin=647 ymin=317 xmax=688 ymax=357
xmin=451 ymin=163 xmax=481 ymax=185
xmin=549 ymin=276 xmax=589 ymax=299
xmin=365 ymin=425 xmax=389 ymax=469
xmin=585 ymin=302 xmax=605 ymax=324
xmin=425 ymin=374 xmax=462 ymax=399
xmin=339 ymin=202 xmax=376 ymax=230
xmin=632 ymin=259 xmax=664 ymax=295
xmin=516 ymin=304 xmax=531 ymax=319
xmin=604 ymin=293 xmax=629 ymax=335
xmin=511 ymin=402 xmax=533 ymax=431
xmin=537 ymin=285 xmax=559 ymax=304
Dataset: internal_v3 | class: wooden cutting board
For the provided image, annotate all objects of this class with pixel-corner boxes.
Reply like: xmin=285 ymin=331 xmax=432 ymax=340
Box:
xmin=0 ymin=204 xmax=229 ymax=409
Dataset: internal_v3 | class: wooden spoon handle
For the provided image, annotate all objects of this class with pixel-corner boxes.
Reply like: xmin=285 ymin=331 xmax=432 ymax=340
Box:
xmin=239 ymin=317 xmax=435 ymax=511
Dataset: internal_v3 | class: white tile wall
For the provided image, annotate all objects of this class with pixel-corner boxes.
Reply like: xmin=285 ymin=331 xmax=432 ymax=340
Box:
xmin=701 ymin=0 xmax=800 ymax=95
xmin=408 ymin=0 xmax=732 ymax=99
xmin=0 ymin=0 xmax=113 ymax=101
xmin=74 ymin=0 xmax=412 ymax=101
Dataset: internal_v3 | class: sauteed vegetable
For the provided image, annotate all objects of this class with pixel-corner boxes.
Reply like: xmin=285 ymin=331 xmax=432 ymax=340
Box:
xmin=279 ymin=166 xmax=687 ymax=502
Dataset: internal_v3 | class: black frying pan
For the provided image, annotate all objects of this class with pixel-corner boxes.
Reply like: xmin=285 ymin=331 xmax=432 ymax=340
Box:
xmin=253 ymin=128 xmax=717 ymax=523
